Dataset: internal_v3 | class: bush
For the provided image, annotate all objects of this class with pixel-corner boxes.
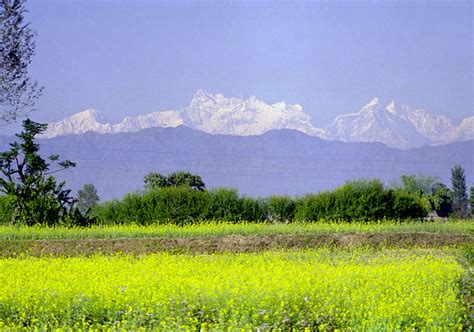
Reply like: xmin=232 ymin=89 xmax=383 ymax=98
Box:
xmin=0 ymin=195 xmax=12 ymax=224
xmin=390 ymin=189 xmax=429 ymax=220
xmin=92 ymin=187 xmax=206 ymax=225
xmin=201 ymin=188 xmax=242 ymax=221
xmin=153 ymin=186 xmax=206 ymax=225
xmin=90 ymin=178 xmax=429 ymax=225
xmin=90 ymin=199 xmax=121 ymax=225
xmin=267 ymin=195 xmax=295 ymax=222
xmin=240 ymin=197 xmax=268 ymax=222
xmin=295 ymin=179 xmax=427 ymax=222
xmin=294 ymin=191 xmax=334 ymax=221
xmin=332 ymin=179 xmax=391 ymax=221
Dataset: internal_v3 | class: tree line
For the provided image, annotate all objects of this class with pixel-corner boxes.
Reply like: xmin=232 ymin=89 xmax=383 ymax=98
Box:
xmin=87 ymin=168 xmax=471 ymax=225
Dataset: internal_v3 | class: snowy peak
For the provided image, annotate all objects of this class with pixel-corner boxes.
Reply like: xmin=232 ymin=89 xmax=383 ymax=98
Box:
xmin=41 ymin=90 xmax=330 ymax=139
xmin=328 ymin=98 xmax=469 ymax=148
xmin=40 ymin=91 xmax=473 ymax=149
xmin=40 ymin=109 xmax=111 ymax=138
xmin=71 ymin=109 xmax=99 ymax=120
xmin=181 ymin=90 xmax=327 ymax=137
xmin=457 ymin=116 xmax=474 ymax=140
xmin=362 ymin=97 xmax=381 ymax=111
xmin=329 ymin=98 xmax=430 ymax=148
xmin=385 ymin=101 xmax=397 ymax=114
xmin=65 ymin=109 xmax=102 ymax=125
xmin=398 ymin=105 xmax=457 ymax=143
xmin=190 ymin=89 xmax=219 ymax=106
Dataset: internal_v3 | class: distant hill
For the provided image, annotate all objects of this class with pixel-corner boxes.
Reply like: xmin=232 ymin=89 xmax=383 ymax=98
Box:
xmin=2 ymin=126 xmax=472 ymax=200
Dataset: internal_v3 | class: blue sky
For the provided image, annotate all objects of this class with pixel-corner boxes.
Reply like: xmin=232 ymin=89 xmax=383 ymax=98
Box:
xmin=12 ymin=0 xmax=473 ymax=128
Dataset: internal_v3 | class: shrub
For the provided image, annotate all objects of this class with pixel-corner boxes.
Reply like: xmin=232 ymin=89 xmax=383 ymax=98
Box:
xmin=331 ymin=179 xmax=391 ymax=221
xmin=0 ymin=195 xmax=12 ymax=224
xmin=201 ymin=188 xmax=242 ymax=221
xmin=390 ymin=189 xmax=429 ymax=220
xmin=295 ymin=179 xmax=427 ymax=222
xmin=294 ymin=191 xmax=334 ymax=221
xmin=90 ymin=178 xmax=430 ymax=225
xmin=240 ymin=197 xmax=268 ymax=222
xmin=267 ymin=195 xmax=295 ymax=222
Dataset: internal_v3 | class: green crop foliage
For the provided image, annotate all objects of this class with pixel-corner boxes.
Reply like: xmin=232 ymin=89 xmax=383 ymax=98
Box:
xmin=0 ymin=249 xmax=467 ymax=330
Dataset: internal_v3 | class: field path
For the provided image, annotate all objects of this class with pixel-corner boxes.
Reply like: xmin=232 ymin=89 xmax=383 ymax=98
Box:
xmin=1 ymin=232 xmax=471 ymax=257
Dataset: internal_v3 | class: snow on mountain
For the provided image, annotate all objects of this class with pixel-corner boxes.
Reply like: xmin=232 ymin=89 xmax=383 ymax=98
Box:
xmin=457 ymin=116 xmax=474 ymax=141
xmin=329 ymin=98 xmax=431 ymax=148
xmin=41 ymin=90 xmax=330 ymax=139
xmin=391 ymin=103 xmax=457 ymax=143
xmin=328 ymin=98 xmax=472 ymax=148
xmin=112 ymin=111 xmax=184 ymax=133
xmin=180 ymin=89 xmax=329 ymax=138
xmin=40 ymin=90 xmax=473 ymax=149
xmin=42 ymin=109 xmax=112 ymax=137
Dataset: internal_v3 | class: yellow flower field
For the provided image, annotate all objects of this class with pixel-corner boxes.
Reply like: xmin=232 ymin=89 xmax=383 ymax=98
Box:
xmin=0 ymin=249 xmax=466 ymax=330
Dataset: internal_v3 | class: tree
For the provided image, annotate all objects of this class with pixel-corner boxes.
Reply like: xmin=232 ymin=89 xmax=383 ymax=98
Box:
xmin=77 ymin=184 xmax=100 ymax=214
xmin=470 ymin=186 xmax=474 ymax=214
xmin=430 ymin=182 xmax=452 ymax=217
xmin=144 ymin=172 xmax=168 ymax=190
xmin=450 ymin=164 xmax=469 ymax=218
xmin=0 ymin=119 xmax=89 ymax=225
xmin=399 ymin=174 xmax=438 ymax=195
xmin=144 ymin=171 xmax=205 ymax=191
xmin=395 ymin=174 xmax=452 ymax=217
xmin=0 ymin=0 xmax=43 ymax=124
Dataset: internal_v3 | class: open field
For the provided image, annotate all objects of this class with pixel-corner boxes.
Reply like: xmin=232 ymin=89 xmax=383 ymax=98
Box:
xmin=0 ymin=221 xmax=472 ymax=329
xmin=1 ymin=233 xmax=472 ymax=257
xmin=0 ymin=220 xmax=471 ymax=257
xmin=0 ymin=248 xmax=470 ymax=330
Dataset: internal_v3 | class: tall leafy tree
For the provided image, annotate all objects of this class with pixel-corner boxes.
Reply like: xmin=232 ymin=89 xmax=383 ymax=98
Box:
xmin=450 ymin=164 xmax=469 ymax=218
xmin=0 ymin=119 xmax=89 ymax=225
xmin=0 ymin=0 xmax=42 ymax=124
xmin=77 ymin=183 xmax=100 ymax=214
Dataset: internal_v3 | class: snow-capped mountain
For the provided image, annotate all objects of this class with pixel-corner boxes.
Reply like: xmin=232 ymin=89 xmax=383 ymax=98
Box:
xmin=41 ymin=90 xmax=473 ymax=149
xmin=41 ymin=90 xmax=330 ymax=139
xmin=328 ymin=98 xmax=472 ymax=148
xmin=329 ymin=98 xmax=431 ymax=148
xmin=456 ymin=116 xmax=474 ymax=141
xmin=44 ymin=109 xmax=112 ymax=135
xmin=181 ymin=90 xmax=329 ymax=138
xmin=392 ymin=103 xmax=458 ymax=143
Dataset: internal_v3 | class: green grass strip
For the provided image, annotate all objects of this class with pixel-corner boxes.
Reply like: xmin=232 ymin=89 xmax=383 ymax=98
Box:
xmin=0 ymin=219 xmax=472 ymax=240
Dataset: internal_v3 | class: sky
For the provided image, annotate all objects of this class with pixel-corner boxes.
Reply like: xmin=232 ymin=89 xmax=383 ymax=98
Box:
xmin=4 ymin=0 xmax=473 ymax=132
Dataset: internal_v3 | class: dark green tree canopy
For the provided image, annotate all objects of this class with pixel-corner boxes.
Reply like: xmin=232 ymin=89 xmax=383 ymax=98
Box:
xmin=0 ymin=0 xmax=42 ymax=124
xmin=144 ymin=171 xmax=206 ymax=191
xmin=470 ymin=186 xmax=474 ymax=215
xmin=450 ymin=164 xmax=469 ymax=218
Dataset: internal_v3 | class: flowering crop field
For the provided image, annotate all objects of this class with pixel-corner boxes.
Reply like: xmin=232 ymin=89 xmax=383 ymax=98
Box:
xmin=0 ymin=219 xmax=471 ymax=240
xmin=0 ymin=248 xmax=468 ymax=330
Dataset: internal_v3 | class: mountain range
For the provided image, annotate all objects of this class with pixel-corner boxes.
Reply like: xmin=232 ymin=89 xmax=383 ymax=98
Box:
xmin=2 ymin=126 xmax=472 ymax=200
xmin=40 ymin=90 xmax=473 ymax=149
